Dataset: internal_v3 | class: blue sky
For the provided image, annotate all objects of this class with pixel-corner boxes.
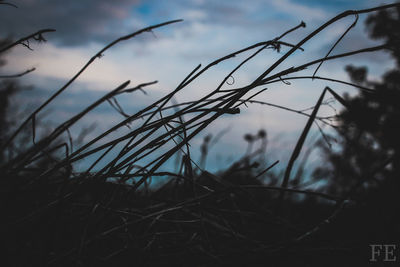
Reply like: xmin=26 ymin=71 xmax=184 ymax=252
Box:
xmin=1 ymin=0 xmax=397 ymax=176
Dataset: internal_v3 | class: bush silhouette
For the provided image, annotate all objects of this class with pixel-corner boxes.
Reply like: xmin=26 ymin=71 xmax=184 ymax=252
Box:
xmin=1 ymin=2 xmax=400 ymax=266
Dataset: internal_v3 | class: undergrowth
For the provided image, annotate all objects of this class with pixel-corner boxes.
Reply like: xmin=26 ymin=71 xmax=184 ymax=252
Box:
xmin=1 ymin=2 xmax=399 ymax=266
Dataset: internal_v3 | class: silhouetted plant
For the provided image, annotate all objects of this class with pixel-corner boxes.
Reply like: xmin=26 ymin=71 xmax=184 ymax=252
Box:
xmin=315 ymin=5 xmax=400 ymax=199
xmin=1 ymin=2 xmax=400 ymax=266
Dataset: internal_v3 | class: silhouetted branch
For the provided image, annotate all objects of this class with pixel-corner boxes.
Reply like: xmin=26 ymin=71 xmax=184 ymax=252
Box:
xmin=1 ymin=20 xmax=182 ymax=153
xmin=0 ymin=1 xmax=17 ymax=8
xmin=240 ymin=184 xmax=345 ymax=202
xmin=278 ymin=87 xmax=328 ymax=209
xmin=0 ymin=67 xmax=35 ymax=78
xmin=0 ymin=29 xmax=55 ymax=53
xmin=312 ymin=14 xmax=359 ymax=78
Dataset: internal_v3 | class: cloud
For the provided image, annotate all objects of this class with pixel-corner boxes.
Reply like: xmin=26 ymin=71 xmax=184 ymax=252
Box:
xmin=0 ymin=0 xmax=140 ymax=46
xmin=269 ymin=0 xmax=330 ymax=22
xmin=0 ymin=0 xmax=334 ymax=49
xmin=184 ymin=9 xmax=207 ymax=21
xmin=2 ymin=0 xmax=395 ymax=171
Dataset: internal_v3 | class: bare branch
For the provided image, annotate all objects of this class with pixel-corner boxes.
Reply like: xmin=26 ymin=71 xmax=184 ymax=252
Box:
xmin=0 ymin=29 xmax=56 ymax=53
xmin=0 ymin=67 xmax=35 ymax=78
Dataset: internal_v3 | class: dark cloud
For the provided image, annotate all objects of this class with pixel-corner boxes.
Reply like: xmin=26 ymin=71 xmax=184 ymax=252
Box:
xmin=0 ymin=0 xmax=140 ymax=46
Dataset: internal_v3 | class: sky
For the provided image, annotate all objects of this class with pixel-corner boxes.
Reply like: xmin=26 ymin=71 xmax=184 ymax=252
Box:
xmin=0 ymin=0 xmax=397 ymax=177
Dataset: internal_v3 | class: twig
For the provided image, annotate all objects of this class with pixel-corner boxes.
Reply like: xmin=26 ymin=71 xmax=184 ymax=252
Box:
xmin=278 ymin=87 xmax=328 ymax=208
xmin=1 ymin=20 xmax=182 ymax=152
xmin=0 ymin=67 xmax=35 ymax=78
xmin=0 ymin=29 xmax=55 ymax=53
xmin=312 ymin=14 xmax=359 ymax=78
xmin=0 ymin=1 xmax=17 ymax=8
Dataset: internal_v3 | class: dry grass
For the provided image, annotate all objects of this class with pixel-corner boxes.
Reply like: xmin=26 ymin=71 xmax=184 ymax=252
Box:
xmin=1 ymin=3 xmax=399 ymax=266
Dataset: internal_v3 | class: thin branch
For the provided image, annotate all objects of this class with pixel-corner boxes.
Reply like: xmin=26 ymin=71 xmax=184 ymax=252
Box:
xmin=252 ymin=3 xmax=400 ymax=86
xmin=0 ymin=67 xmax=35 ymax=78
xmin=1 ymin=20 xmax=182 ymax=152
xmin=0 ymin=29 xmax=55 ymax=53
xmin=264 ymin=75 xmax=375 ymax=93
xmin=240 ymin=184 xmax=345 ymax=202
xmin=0 ymin=1 xmax=17 ymax=8
xmin=278 ymin=87 xmax=328 ymax=207
xmin=312 ymin=14 xmax=359 ymax=78
xmin=262 ymin=44 xmax=388 ymax=85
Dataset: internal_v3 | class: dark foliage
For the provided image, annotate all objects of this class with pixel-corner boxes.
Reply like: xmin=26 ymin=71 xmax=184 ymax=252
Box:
xmin=316 ymin=5 xmax=400 ymax=198
xmin=1 ymin=3 xmax=400 ymax=266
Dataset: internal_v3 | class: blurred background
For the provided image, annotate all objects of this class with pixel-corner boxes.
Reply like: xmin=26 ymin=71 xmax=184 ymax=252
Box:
xmin=2 ymin=2 xmax=400 ymax=265
xmin=0 ymin=0 xmax=395 ymax=175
